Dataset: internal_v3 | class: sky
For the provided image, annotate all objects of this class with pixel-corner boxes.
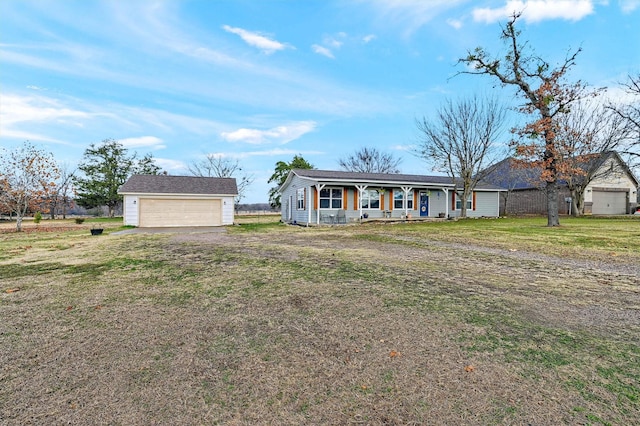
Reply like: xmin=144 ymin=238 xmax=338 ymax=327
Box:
xmin=1 ymin=0 xmax=639 ymax=203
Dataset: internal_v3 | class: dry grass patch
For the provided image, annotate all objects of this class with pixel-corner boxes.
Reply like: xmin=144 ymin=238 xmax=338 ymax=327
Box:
xmin=1 ymin=218 xmax=639 ymax=424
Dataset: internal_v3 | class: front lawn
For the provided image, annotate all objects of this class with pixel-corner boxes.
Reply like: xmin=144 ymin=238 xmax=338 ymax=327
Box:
xmin=1 ymin=217 xmax=638 ymax=424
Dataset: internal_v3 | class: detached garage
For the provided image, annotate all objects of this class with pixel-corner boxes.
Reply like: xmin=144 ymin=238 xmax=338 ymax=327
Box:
xmin=119 ymin=175 xmax=237 ymax=227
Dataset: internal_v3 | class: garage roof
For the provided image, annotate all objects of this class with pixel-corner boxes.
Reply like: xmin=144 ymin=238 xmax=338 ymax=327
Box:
xmin=119 ymin=175 xmax=238 ymax=196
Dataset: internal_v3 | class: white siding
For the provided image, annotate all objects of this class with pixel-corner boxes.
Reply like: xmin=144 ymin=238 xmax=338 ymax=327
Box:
xmin=221 ymin=196 xmax=235 ymax=225
xmin=471 ymin=191 xmax=500 ymax=217
xmin=450 ymin=191 xmax=501 ymax=218
xmin=280 ymin=174 xmax=312 ymax=224
xmin=123 ymin=195 xmax=139 ymax=226
xmin=122 ymin=194 xmax=234 ymax=227
xmin=427 ymin=190 xmax=448 ymax=217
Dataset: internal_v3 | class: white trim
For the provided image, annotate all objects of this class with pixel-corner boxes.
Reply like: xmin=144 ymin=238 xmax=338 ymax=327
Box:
xmin=315 ymin=183 xmax=325 ymax=225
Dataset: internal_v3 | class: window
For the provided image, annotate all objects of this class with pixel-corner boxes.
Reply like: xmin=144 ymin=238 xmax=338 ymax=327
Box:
xmin=319 ymin=187 xmax=343 ymax=209
xmin=296 ymin=188 xmax=305 ymax=210
xmin=455 ymin=193 xmax=472 ymax=210
xmin=361 ymin=189 xmax=380 ymax=209
xmin=394 ymin=190 xmax=413 ymax=209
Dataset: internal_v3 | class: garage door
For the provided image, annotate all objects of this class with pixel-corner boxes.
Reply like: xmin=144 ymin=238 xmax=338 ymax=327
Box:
xmin=139 ymin=198 xmax=222 ymax=227
xmin=592 ymin=191 xmax=626 ymax=215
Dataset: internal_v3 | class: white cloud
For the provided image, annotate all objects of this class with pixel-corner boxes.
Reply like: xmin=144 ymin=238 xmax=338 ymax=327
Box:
xmin=222 ymin=25 xmax=290 ymax=54
xmin=363 ymin=34 xmax=377 ymax=43
xmin=221 ymin=148 xmax=324 ymax=159
xmin=324 ymin=34 xmax=345 ymax=49
xmin=0 ymin=93 xmax=93 ymax=144
xmin=119 ymin=136 xmax=166 ymax=150
xmin=312 ymin=33 xmax=349 ymax=58
xmin=1 ymin=93 xmax=91 ymax=126
xmin=312 ymin=44 xmax=335 ymax=59
xmin=446 ymin=18 xmax=463 ymax=29
xmin=362 ymin=0 xmax=469 ymax=35
xmin=391 ymin=144 xmax=414 ymax=152
xmin=473 ymin=1 xmax=595 ymax=23
xmin=155 ymin=158 xmax=187 ymax=172
xmin=619 ymin=0 xmax=640 ymax=12
xmin=221 ymin=121 xmax=317 ymax=145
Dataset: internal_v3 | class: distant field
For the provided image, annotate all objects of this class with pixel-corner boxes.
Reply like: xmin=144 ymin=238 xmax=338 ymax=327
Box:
xmin=1 ymin=217 xmax=638 ymax=424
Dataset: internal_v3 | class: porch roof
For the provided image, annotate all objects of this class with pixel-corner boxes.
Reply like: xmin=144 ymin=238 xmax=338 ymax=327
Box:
xmin=290 ymin=169 xmax=504 ymax=191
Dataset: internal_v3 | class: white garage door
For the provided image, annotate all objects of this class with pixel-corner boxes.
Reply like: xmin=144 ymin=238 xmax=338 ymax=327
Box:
xmin=592 ymin=191 xmax=626 ymax=215
xmin=139 ymin=198 xmax=222 ymax=227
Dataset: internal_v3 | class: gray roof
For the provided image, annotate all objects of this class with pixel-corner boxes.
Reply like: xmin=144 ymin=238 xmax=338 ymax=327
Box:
xmin=482 ymin=151 xmax=639 ymax=190
xmin=291 ymin=169 xmax=504 ymax=191
xmin=119 ymin=175 xmax=238 ymax=196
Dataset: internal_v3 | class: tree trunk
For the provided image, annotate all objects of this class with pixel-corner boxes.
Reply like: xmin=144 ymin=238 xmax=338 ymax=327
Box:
xmin=571 ymin=189 xmax=585 ymax=217
xmin=546 ymin=180 xmax=560 ymax=226
xmin=502 ymin=191 xmax=510 ymax=216
xmin=16 ymin=216 xmax=23 ymax=232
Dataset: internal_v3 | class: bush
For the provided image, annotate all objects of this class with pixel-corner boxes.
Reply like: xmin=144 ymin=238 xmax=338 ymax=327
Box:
xmin=34 ymin=212 xmax=42 ymax=224
xmin=75 ymin=218 xmax=85 ymax=224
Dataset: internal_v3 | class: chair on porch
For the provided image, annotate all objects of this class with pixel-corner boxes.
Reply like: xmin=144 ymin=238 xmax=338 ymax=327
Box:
xmin=336 ymin=209 xmax=347 ymax=224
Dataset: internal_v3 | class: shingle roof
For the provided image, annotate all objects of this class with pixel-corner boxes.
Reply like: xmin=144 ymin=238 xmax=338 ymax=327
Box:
xmin=119 ymin=175 xmax=238 ymax=195
xmin=294 ymin=169 xmax=454 ymax=185
xmin=482 ymin=151 xmax=639 ymax=190
xmin=291 ymin=169 xmax=504 ymax=191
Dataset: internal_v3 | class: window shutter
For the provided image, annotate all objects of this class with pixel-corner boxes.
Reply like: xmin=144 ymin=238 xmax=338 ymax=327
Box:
xmin=389 ymin=189 xmax=393 ymax=210
xmin=313 ymin=187 xmax=317 ymax=210
xmin=472 ymin=191 xmax=477 ymax=211
xmin=353 ymin=190 xmax=358 ymax=210
xmin=343 ymin=187 xmax=347 ymax=209
xmin=304 ymin=188 xmax=307 ymax=210
xmin=452 ymin=192 xmax=456 ymax=210
xmin=413 ymin=191 xmax=417 ymax=208
xmin=380 ymin=193 xmax=384 ymax=210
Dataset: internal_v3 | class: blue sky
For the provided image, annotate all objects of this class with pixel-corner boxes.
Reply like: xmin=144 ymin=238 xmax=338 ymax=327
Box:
xmin=1 ymin=0 xmax=639 ymax=203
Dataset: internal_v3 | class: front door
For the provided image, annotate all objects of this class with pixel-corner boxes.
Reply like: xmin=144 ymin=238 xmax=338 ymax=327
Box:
xmin=419 ymin=192 xmax=429 ymax=217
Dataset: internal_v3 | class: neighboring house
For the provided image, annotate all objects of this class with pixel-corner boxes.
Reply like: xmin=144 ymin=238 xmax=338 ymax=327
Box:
xmin=483 ymin=152 xmax=639 ymax=215
xmin=118 ymin=175 xmax=237 ymax=227
xmin=278 ymin=169 xmax=504 ymax=225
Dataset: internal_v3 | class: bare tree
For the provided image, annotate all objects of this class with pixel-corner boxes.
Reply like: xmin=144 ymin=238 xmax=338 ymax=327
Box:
xmin=0 ymin=142 xmax=60 ymax=231
xmin=188 ymin=154 xmax=254 ymax=206
xmin=458 ymin=12 xmax=598 ymax=226
xmin=44 ymin=162 xmax=76 ymax=219
xmin=415 ymin=95 xmax=507 ymax=218
xmin=609 ymin=73 xmax=640 ymax=171
xmin=553 ymin=101 xmax=632 ymax=215
xmin=338 ymin=147 xmax=402 ymax=174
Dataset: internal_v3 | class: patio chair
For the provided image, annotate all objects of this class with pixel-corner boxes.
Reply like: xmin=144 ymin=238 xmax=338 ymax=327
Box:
xmin=336 ymin=210 xmax=347 ymax=224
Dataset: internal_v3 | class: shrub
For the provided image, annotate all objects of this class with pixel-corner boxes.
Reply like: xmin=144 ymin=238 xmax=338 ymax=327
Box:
xmin=34 ymin=212 xmax=42 ymax=224
xmin=75 ymin=218 xmax=85 ymax=224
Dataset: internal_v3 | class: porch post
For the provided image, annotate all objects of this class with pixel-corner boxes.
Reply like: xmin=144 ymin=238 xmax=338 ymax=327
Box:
xmin=443 ymin=188 xmax=449 ymax=218
xmin=401 ymin=186 xmax=412 ymax=216
xmin=307 ymin=186 xmax=312 ymax=225
xmin=355 ymin=184 xmax=367 ymax=221
xmin=315 ymin=184 xmax=325 ymax=225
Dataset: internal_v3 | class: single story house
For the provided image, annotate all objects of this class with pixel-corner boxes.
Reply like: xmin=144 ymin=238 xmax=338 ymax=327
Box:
xmin=279 ymin=169 xmax=504 ymax=225
xmin=118 ymin=175 xmax=237 ymax=227
xmin=483 ymin=152 xmax=639 ymax=216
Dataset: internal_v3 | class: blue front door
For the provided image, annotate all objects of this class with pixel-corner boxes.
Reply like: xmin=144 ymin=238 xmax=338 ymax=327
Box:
xmin=419 ymin=192 xmax=429 ymax=217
